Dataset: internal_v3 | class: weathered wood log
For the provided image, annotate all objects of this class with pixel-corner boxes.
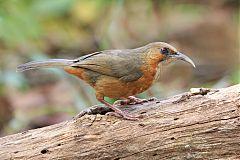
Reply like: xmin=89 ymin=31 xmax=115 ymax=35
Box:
xmin=0 ymin=85 xmax=239 ymax=160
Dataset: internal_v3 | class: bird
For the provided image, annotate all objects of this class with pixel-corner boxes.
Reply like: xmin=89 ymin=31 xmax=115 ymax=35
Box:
xmin=17 ymin=42 xmax=195 ymax=120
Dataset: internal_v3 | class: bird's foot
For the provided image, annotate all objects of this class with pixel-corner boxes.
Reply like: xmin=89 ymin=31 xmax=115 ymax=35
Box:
xmin=106 ymin=111 xmax=143 ymax=121
xmin=114 ymin=96 xmax=148 ymax=106
xmin=73 ymin=105 xmax=112 ymax=120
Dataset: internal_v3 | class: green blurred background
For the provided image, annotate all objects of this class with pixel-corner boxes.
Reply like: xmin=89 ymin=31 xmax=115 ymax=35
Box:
xmin=0 ymin=0 xmax=239 ymax=136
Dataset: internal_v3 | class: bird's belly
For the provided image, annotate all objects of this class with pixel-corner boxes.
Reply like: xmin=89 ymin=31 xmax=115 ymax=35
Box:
xmin=64 ymin=66 xmax=157 ymax=98
xmin=95 ymin=75 xmax=154 ymax=98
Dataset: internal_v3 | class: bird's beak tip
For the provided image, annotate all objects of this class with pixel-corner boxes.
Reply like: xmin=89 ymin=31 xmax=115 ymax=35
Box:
xmin=192 ymin=63 xmax=196 ymax=68
xmin=171 ymin=52 xmax=196 ymax=68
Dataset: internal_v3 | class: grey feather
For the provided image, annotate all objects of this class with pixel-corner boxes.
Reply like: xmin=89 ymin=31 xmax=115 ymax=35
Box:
xmin=16 ymin=59 xmax=74 ymax=72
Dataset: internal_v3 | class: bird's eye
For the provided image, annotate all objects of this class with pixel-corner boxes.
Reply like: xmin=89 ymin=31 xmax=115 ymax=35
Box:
xmin=160 ymin=48 xmax=169 ymax=55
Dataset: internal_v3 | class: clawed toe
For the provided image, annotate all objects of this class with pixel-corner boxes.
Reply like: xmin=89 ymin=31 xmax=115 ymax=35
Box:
xmin=114 ymin=96 xmax=149 ymax=106
xmin=113 ymin=100 xmax=128 ymax=106
xmin=128 ymin=96 xmax=147 ymax=105
xmin=73 ymin=105 xmax=112 ymax=120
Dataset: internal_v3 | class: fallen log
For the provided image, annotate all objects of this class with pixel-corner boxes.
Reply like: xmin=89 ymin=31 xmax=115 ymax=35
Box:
xmin=0 ymin=85 xmax=239 ymax=160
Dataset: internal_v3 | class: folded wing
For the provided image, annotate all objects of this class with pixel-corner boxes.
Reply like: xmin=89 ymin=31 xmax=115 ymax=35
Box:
xmin=71 ymin=50 xmax=144 ymax=82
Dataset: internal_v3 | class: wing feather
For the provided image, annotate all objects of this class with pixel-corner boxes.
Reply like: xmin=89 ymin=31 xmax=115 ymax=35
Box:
xmin=71 ymin=50 xmax=144 ymax=82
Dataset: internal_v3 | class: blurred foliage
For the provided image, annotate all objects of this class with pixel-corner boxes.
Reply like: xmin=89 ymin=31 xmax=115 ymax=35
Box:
xmin=0 ymin=0 xmax=73 ymax=46
xmin=0 ymin=0 xmax=239 ymax=136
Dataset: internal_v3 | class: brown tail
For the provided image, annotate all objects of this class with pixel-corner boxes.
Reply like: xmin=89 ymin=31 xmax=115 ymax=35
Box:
xmin=16 ymin=59 xmax=74 ymax=72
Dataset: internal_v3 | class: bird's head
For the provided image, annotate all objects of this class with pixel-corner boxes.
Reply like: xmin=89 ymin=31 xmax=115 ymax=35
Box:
xmin=144 ymin=42 xmax=195 ymax=68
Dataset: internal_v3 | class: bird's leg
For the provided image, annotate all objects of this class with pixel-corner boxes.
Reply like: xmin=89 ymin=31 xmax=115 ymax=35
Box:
xmin=114 ymin=96 xmax=148 ymax=106
xmin=101 ymin=100 xmax=142 ymax=120
xmin=96 ymin=93 xmax=141 ymax=120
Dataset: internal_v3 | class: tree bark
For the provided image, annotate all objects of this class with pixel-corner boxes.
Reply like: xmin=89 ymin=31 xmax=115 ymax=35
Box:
xmin=0 ymin=85 xmax=239 ymax=160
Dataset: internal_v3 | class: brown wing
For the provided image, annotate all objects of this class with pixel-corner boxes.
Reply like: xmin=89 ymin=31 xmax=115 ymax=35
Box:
xmin=71 ymin=50 xmax=144 ymax=82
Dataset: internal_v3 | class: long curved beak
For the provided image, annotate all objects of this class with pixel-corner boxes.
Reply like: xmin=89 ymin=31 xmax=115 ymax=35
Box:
xmin=169 ymin=52 xmax=195 ymax=68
